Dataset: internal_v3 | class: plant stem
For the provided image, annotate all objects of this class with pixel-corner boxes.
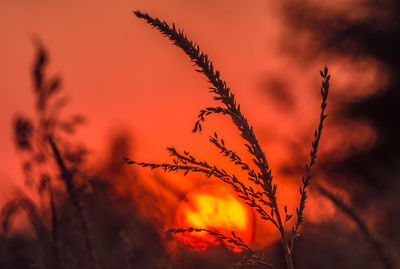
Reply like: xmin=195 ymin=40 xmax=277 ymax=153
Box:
xmin=48 ymin=136 xmax=98 ymax=269
xmin=275 ymin=205 xmax=294 ymax=269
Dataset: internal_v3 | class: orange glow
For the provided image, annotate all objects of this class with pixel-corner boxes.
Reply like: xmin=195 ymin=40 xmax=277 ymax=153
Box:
xmin=175 ymin=184 xmax=253 ymax=252
xmin=0 ymin=0 xmax=388 ymax=245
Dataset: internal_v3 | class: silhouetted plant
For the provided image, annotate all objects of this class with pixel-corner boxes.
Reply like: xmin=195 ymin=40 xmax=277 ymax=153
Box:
xmin=125 ymin=10 xmax=331 ymax=269
xmin=316 ymin=184 xmax=395 ymax=269
xmin=1 ymin=42 xmax=98 ymax=269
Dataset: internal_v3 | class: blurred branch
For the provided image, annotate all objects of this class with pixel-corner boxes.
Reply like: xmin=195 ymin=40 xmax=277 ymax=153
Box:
xmin=316 ymin=184 xmax=394 ymax=269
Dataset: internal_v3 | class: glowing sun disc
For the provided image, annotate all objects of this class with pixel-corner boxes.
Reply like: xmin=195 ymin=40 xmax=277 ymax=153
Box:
xmin=175 ymin=184 xmax=253 ymax=252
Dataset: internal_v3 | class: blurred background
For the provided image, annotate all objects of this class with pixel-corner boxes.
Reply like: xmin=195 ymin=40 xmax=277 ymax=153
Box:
xmin=1 ymin=0 xmax=399 ymax=268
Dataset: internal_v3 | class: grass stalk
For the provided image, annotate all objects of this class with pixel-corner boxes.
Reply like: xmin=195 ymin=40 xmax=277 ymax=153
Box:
xmin=130 ymin=10 xmax=330 ymax=269
xmin=48 ymin=179 xmax=61 ymax=269
xmin=48 ymin=136 xmax=98 ymax=269
xmin=289 ymin=67 xmax=330 ymax=254
xmin=317 ymin=184 xmax=394 ymax=269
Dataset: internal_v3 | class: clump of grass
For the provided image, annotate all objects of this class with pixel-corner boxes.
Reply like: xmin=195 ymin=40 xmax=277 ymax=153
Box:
xmin=125 ymin=10 xmax=331 ymax=269
xmin=1 ymin=43 xmax=98 ymax=269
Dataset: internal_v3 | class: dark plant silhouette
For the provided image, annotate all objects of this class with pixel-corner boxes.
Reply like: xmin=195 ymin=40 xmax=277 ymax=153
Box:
xmin=1 ymin=41 xmax=176 ymax=269
xmin=2 ymin=7 xmax=398 ymax=269
xmin=124 ymin=10 xmax=330 ymax=269
xmin=1 ymin=43 xmax=97 ymax=269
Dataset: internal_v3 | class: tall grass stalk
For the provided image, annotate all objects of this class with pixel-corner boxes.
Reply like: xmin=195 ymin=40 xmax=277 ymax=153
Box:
xmin=125 ymin=10 xmax=330 ymax=269
xmin=48 ymin=137 xmax=98 ymax=269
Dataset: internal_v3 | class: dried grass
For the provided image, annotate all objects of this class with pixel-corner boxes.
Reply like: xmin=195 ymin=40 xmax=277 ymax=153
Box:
xmin=2 ymin=43 xmax=97 ymax=269
xmin=125 ymin=10 xmax=331 ymax=269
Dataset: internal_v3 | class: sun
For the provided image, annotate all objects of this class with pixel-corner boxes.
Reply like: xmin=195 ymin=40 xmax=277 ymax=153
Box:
xmin=175 ymin=184 xmax=253 ymax=252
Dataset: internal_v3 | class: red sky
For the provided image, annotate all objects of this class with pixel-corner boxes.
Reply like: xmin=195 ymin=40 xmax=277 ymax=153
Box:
xmin=0 ymin=0 xmax=390 ymax=247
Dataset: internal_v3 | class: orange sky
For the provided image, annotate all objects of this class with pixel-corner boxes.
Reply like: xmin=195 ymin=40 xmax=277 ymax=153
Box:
xmin=0 ymin=0 xmax=390 ymax=247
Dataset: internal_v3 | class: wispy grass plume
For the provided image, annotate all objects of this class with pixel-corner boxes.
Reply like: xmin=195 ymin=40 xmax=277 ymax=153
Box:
xmin=128 ymin=10 xmax=331 ymax=269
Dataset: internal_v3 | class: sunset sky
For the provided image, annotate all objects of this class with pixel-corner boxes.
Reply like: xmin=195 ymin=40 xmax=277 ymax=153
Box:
xmin=0 ymin=0 xmax=396 ymax=250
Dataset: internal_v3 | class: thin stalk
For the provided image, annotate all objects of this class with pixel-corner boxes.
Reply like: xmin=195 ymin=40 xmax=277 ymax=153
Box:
xmin=48 ymin=136 xmax=98 ymax=269
xmin=290 ymin=68 xmax=330 ymax=254
xmin=49 ymin=179 xmax=61 ymax=269
xmin=317 ymin=184 xmax=394 ymax=269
